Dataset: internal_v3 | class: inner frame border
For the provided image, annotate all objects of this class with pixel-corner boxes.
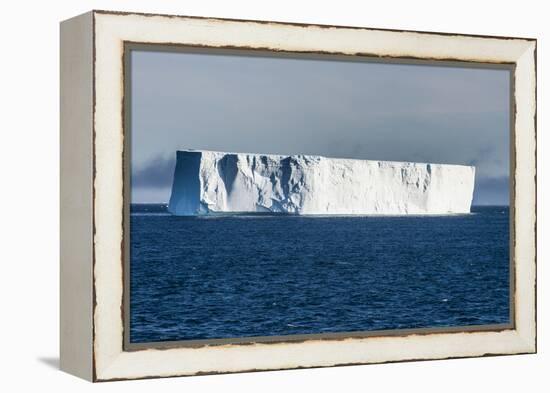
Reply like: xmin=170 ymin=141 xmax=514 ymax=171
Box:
xmin=121 ymin=42 xmax=517 ymax=352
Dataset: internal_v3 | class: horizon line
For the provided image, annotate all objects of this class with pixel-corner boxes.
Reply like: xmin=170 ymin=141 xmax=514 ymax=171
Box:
xmin=129 ymin=202 xmax=510 ymax=207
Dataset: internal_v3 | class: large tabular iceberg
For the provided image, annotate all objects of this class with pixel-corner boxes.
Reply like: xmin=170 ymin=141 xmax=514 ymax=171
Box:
xmin=167 ymin=150 xmax=475 ymax=216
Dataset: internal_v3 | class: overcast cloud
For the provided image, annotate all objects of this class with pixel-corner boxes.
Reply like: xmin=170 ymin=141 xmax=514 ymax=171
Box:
xmin=130 ymin=50 xmax=510 ymax=205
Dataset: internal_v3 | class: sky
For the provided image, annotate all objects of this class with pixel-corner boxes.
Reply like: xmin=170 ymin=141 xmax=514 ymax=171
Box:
xmin=130 ymin=49 xmax=511 ymax=205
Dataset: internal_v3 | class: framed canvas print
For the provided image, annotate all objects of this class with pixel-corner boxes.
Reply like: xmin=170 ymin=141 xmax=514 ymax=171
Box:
xmin=60 ymin=10 xmax=537 ymax=381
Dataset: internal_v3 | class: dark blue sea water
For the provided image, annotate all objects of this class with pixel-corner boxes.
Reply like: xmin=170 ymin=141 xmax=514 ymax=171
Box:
xmin=129 ymin=205 xmax=510 ymax=343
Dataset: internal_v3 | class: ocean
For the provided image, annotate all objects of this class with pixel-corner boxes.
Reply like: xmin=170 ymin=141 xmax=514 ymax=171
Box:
xmin=129 ymin=205 xmax=510 ymax=343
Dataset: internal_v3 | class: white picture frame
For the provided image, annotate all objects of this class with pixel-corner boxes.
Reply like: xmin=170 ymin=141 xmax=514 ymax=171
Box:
xmin=60 ymin=10 xmax=536 ymax=381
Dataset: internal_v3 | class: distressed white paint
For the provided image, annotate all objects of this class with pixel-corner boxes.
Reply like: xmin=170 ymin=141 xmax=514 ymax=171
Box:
xmin=89 ymin=11 xmax=536 ymax=381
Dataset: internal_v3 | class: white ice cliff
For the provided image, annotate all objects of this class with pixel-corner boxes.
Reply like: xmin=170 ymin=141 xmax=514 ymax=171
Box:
xmin=167 ymin=150 xmax=475 ymax=216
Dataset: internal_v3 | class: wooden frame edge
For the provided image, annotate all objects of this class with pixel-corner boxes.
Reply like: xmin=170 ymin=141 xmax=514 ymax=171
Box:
xmin=85 ymin=10 xmax=537 ymax=381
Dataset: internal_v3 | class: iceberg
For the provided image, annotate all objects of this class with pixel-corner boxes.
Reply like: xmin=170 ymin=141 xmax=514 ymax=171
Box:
xmin=167 ymin=150 xmax=475 ymax=216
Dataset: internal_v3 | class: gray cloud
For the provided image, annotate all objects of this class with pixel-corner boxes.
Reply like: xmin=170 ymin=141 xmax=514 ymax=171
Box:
xmin=131 ymin=154 xmax=175 ymax=188
xmin=473 ymin=177 xmax=510 ymax=205
xmin=130 ymin=50 xmax=510 ymax=204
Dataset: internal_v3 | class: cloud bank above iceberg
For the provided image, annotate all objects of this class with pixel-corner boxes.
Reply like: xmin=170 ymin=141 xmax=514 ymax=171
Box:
xmin=130 ymin=50 xmax=510 ymax=205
